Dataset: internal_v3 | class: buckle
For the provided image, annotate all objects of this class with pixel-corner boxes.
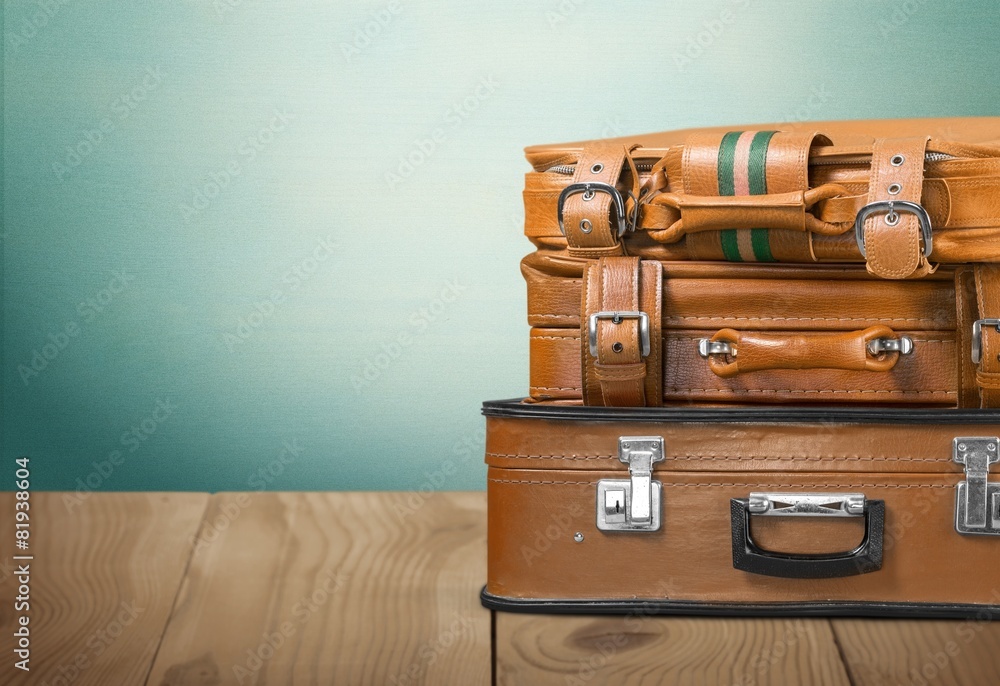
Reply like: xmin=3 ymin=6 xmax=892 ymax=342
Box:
xmin=972 ymin=319 xmax=1000 ymax=365
xmin=588 ymin=311 xmax=650 ymax=358
xmin=854 ymin=200 xmax=934 ymax=258
xmin=557 ymin=182 xmax=628 ymax=238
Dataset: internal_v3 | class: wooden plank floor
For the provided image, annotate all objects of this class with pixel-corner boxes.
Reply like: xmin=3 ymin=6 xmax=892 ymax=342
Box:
xmin=0 ymin=492 xmax=998 ymax=685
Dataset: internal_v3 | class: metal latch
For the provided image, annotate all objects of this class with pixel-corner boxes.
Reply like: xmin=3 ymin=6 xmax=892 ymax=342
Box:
xmin=954 ymin=437 xmax=1000 ymax=536
xmin=748 ymin=493 xmax=866 ymax=517
xmin=596 ymin=436 xmax=663 ymax=532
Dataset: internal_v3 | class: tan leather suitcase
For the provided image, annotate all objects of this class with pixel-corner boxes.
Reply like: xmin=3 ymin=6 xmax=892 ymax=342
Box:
xmin=481 ymin=400 xmax=1000 ymax=618
xmin=521 ymin=118 xmax=1000 ymax=408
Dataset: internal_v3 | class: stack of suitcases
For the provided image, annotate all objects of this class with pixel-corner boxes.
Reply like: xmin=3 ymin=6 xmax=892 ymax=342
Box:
xmin=482 ymin=118 xmax=1000 ymax=617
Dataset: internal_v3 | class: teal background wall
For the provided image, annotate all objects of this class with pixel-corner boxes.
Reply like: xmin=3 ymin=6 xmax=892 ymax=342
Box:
xmin=3 ymin=0 xmax=1000 ymax=493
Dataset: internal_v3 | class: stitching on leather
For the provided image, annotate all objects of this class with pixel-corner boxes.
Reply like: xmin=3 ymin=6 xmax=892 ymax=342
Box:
xmin=487 ymin=452 xmax=952 ymax=462
xmin=946 ymin=179 xmax=1000 ymax=189
xmin=975 ymin=267 xmax=986 ymax=317
xmin=489 ymin=479 xmax=951 ymax=489
xmin=532 ymin=335 xmax=579 ymax=341
xmin=488 ymin=453 xmax=613 ymax=460
xmin=662 ymin=316 xmax=946 ymax=323
xmin=580 ymin=265 xmax=591 ymax=403
xmin=946 ymin=218 xmax=1000 ymax=227
xmin=666 ymin=335 xmax=953 ymax=344
xmin=664 ymin=388 xmax=956 ymax=395
xmin=529 ymin=386 xmax=580 ymax=391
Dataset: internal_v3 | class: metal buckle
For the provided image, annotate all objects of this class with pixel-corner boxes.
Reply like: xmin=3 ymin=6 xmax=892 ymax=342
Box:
xmin=588 ymin=311 xmax=650 ymax=358
xmin=972 ymin=319 xmax=1000 ymax=365
xmin=854 ymin=200 xmax=934 ymax=258
xmin=953 ymin=437 xmax=1000 ymax=536
xmin=557 ymin=182 xmax=628 ymax=237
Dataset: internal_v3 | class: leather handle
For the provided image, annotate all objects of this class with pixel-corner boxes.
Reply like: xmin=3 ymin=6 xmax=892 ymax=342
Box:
xmin=731 ymin=498 xmax=885 ymax=579
xmin=704 ymin=325 xmax=907 ymax=379
xmin=643 ymin=184 xmax=849 ymax=242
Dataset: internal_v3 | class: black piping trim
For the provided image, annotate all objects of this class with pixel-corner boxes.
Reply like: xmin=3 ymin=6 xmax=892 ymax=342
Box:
xmin=480 ymin=589 xmax=1000 ymax=620
xmin=482 ymin=399 xmax=1000 ymax=425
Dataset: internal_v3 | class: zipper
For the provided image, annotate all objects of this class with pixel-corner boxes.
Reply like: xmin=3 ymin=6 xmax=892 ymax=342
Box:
xmin=807 ymin=151 xmax=956 ymax=166
xmin=543 ymin=152 xmax=956 ymax=174
xmin=543 ymin=161 xmax=656 ymax=175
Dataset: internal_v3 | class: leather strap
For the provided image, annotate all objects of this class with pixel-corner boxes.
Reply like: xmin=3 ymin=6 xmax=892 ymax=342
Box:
xmin=955 ymin=267 xmax=981 ymax=408
xmin=581 ymin=257 xmax=662 ymax=406
xmin=863 ymin=137 xmax=935 ymax=279
xmin=562 ymin=142 xmax=629 ymax=258
xmin=974 ymin=264 xmax=1000 ymax=407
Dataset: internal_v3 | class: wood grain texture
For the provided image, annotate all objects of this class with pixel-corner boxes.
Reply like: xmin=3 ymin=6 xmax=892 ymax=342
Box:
xmin=833 ymin=618 xmax=1000 ymax=685
xmin=145 ymin=491 xmax=490 ymax=686
xmin=496 ymin=613 xmax=851 ymax=686
xmin=0 ymin=492 xmax=209 ymax=686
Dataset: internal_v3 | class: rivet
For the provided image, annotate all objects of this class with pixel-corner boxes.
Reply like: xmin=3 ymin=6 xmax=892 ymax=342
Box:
xmin=591 ymin=163 xmax=604 ymax=174
xmin=580 ymin=219 xmax=593 ymax=233
xmin=887 ymin=183 xmax=902 ymax=195
xmin=989 ymin=443 xmax=997 ymax=451
xmin=612 ymin=342 xmax=624 ymax=353
xmin=574 ymin=532 xmax=585 ymax=543
xmin=959 ymin=443 xmax=967 ymax=451
xmin=890 ymin=154 xmax=905 ymax=166
xmin=623 ymin=442 xmax=630 ymax=449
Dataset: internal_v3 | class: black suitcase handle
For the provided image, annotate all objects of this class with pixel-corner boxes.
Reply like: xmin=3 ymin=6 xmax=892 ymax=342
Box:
xmin=730 ymin=498 xmax=884 ymax=579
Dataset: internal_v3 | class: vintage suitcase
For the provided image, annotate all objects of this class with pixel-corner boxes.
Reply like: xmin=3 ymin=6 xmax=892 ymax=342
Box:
xmin=481 ymin=400 xmax=1000 ymax=618
xmin=521 ymin=118 xmax=1000 ymax=407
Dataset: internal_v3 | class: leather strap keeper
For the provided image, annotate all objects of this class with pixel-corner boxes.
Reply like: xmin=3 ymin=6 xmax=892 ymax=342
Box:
xmin=581 ymin=257 xmax=662 ymax=406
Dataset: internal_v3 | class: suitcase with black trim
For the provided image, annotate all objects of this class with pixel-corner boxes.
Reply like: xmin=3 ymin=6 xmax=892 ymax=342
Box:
xmin=481 ymin=400 xmax=1000 ymax=618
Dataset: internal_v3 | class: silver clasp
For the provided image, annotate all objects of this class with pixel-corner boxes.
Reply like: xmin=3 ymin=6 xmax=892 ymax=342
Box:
xmin=954 ymin=437 xmax=1000 ymax=536
xmin=867 ymin=336 xmax=914 ymax=356
xmin=698 ymin=340 xmax=734 ymax=358
xmin=596 ymin=437 xmax=663 ymax=532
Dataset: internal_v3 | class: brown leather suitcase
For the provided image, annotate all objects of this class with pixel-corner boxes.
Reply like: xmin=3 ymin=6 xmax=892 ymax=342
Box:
xmin=522 ymin=118 xmax=1000 ymax=408
xmin=481 ymin=400 xmax=1000 ymax=618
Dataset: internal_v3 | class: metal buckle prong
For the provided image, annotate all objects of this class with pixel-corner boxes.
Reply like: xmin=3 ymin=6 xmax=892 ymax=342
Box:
xmin=854 ymin=200 xmax=934 ymax=258
xmin=557 ymin=182 xmax=628 ymax=237
xmin=972 ymin=319 xmax=1000 ymax=365
xmin=588 ymin=311 xmax=650 ymax=358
